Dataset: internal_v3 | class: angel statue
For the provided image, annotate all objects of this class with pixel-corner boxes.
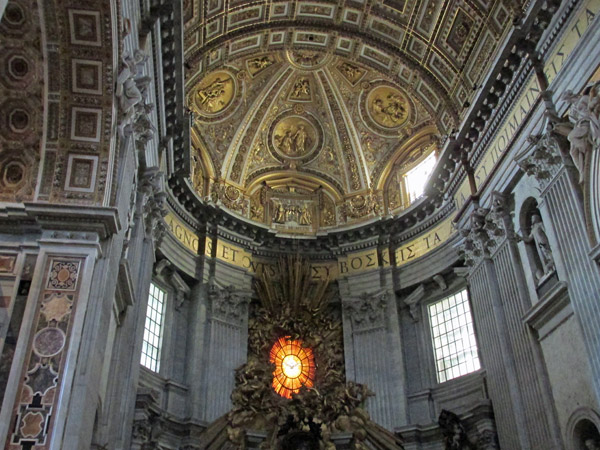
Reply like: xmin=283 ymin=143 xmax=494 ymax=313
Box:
xmin=116 ymin=49 xmax=149 ymax=134
xmin=561 ymin=82 xmax=600 ymax=183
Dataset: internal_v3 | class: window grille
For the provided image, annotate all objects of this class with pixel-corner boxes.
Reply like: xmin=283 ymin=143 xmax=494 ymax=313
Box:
xmin=428 ymin=289 xmax=480 ymax=383
xmin=140 ymin=282 xmax=166 ymax=372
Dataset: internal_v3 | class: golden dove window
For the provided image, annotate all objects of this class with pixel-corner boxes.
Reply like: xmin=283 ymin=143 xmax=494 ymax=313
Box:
xmin=270 ymin=337 xmax=315 ymax=398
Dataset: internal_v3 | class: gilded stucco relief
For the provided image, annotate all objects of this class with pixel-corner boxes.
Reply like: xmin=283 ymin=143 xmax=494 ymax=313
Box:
xmin=183 ymin=0 xmax=520 ymax=233
xmin=187 ymin=50 xmax=443 ymax=232
xmin=194 ymin=71 xmax=235 ymax=115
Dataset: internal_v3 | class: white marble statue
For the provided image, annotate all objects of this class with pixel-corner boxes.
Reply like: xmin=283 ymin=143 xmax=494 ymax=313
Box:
xmin=561 ymin=82 xmax=600 ymax=183
xmin=116 ymin=50 xmax=149 ymax=134
xmin=523 ymin=214 xmax=555 ymax=281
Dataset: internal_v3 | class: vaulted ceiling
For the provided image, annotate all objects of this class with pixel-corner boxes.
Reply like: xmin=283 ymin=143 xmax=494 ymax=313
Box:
xmin=182 ymin=0 xmax=521 ymax=233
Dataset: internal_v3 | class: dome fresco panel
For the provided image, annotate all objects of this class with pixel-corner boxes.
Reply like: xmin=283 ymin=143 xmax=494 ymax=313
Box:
xmin=183 ymin=0 xmax=515 ymax=234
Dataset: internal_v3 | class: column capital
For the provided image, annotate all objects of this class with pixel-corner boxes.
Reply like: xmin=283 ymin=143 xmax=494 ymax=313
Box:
xmin=207 ymin=283 xmax=251 ymax=326
xmin=515 ymin=118 xmax=571 ymax=190
xmin=343 ymin=290 xmax=388 ymax=331
xmin=457 ymin=206 xmax=505 ymax=268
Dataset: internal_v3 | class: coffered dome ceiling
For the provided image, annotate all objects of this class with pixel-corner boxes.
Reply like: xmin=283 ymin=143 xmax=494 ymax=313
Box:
xmin=182 ymin=0 xmax=518 ymax=234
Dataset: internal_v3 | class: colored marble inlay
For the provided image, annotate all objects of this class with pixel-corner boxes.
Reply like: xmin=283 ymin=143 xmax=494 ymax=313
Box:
xmin=8 ymin=257 xmax=82 ymax=449
xmin=33 ymin=328 xmax=65 ymax=358
xmin=46 ymin=260 xmax=80 ymax=291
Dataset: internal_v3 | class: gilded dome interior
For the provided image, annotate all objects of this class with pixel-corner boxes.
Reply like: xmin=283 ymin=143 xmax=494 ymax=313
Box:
xmin=183 ymin=0 xmax=517 ymax=234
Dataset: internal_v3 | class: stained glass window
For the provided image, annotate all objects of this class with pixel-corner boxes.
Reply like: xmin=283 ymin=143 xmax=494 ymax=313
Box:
xmin=270 ymin=337 xmax=315 ymax=398
xmin=140 ymin=282 xmax=166 ymax=372
xmin=428 ymin=289 xmax=480 ymax=383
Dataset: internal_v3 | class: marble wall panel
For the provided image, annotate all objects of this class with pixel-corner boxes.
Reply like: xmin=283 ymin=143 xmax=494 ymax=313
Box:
xmin=7 ymin=256 xmax=84 ymax=449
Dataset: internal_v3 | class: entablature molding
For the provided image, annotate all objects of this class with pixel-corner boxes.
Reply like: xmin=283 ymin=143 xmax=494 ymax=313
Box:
xmin=0 ymin=203 xmax=120 ymax=239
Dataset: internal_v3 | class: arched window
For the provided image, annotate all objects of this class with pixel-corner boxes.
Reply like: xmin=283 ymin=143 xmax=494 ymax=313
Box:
xmin=405 ymin=151 xmax=437 ymax=203
xmin=386 ymin=150 xmax=437 ymax=213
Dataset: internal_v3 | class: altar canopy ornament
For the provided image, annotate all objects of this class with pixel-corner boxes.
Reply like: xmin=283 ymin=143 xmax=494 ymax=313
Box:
xmin=213 ymin=255 xmax=405 ymax=449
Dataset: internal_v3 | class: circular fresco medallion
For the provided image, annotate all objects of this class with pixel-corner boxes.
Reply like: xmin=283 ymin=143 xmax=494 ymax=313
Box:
xmin=193 ymin=71 xmax=236 ymax=115
xmin=269 ymin=113 xmax=323 ymax=164
xmin=33 ymin=327 xmax=65 ymax=358
xmin=366 ymin=86 xmax=410 ymax=129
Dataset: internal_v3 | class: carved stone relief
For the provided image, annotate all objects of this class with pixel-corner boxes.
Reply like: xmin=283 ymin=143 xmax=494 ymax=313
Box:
xmin=457 ymin=206 xmax=505 ymax=268
xmin=338 ymin=62 xmax=366 ymax=85
xmin=367 ymin=86 xmax=410 ymax=129
xmin=208 ymin=284 xmax=249 ymax=325
xmin=246 ymin=55 xmax=274 ymax=76
xmin=194 ymin=71 xmax=235 ymax=114
xmin=289 ymin=77 xmax=312 ymax=101
xmin=272 ymin=201 xmax=314 ymax=226
xmin=272 ymin=115 xmax=318 ymax=158
xmin=515 ymin=121 xmax=567 ymax=190
xmin=344 ymin=291 xmax=388 ymax=330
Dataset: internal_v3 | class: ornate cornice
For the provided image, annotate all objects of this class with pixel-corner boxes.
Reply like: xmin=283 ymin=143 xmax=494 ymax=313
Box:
xmin=0 ymin=203 xmax=120 ymax=239
xmin=161 ymin=0 xmax=569 ymax=258
xmin=428 ymin=0 xmax=561 ymax=204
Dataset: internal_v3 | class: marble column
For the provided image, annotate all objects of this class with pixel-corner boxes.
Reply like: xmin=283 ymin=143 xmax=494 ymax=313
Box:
xmin=201 ymin=282 xmax=250 ymax=422
xmin=0 ymin=229 xmax=103 ymax=450
xmin=340 ymin=268 xmax=407 ymax=430
xmin=459 ymin=207 xmax=531 ymax=449
xmin=488 ymin=193 xmax=561 ymax=448
xmin=184 ymin=281 xmax=208 ymax=422
xmin=517 ymin=125 xmax=600 ymax=401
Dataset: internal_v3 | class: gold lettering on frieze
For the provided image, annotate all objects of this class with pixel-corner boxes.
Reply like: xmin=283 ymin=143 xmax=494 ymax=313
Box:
xmin=380 ymin=248 xmax=391 ymax=267
xmin=209 ymin=239 xmax=252 ymax=269
xmin=453 ymin=0 xmax=599 ymax=210
xmin=544 ymin=0 xmax=600 ymax=85
xmin=454 ymin=74 xmax=542 ymax=209
xmin=338 ymin=248 xmax=379 ymax=275
xmin=204 ymin=238 xmax=213 ymax=257
xmin=205 ymin=238 xmax=338 ymax=279
xmin=394 ymin=216 xmax=455 ymax=266
xmin=165 ymin=212 xmax=200 ymax=253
